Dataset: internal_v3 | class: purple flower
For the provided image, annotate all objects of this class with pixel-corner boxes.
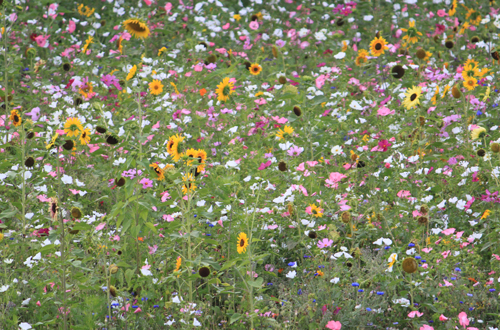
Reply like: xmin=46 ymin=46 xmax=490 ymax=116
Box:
xmin=287 ymin=145 xmax=304 ymax=157
xmin=25 ymin=107 xmax=40 ymax=121
xmin=276 ymin=39 xmax=286 ymax=48
xmin=101 ymin=74 xmax=122 ymax=90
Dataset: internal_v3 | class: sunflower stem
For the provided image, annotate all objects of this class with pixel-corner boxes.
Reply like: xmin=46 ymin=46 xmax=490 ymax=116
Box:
xmin=57 ymin=150 xmax=68 ymax=330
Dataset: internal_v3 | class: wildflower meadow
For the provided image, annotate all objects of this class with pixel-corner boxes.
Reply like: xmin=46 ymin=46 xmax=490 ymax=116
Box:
xmin=2 ymin=0 xmax=500 ymax=329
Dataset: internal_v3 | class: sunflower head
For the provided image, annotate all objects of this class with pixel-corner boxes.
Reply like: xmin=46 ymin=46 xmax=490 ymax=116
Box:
xmin=215 ymin=77 xmax=235 ymax=103
xmin=369 ymin=36 xmax=388 ymax=57
xmin=471 ymin=127 xmax=486 ymax=140
xmin=236 ymin=232 xmax=249 ymax=254
xmin=123 ymin=19 xmax=150 ymax=39
xmin=402 ymin=257 xmax=418 ymax=273
xmin=9 ymin=110 xmax=22 ymax=127
xmin=249 ymin=63 xmax=262 ymax=76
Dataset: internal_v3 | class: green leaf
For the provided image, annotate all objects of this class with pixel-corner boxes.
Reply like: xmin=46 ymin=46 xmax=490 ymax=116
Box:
xmin=0 ymin=209 xmax=17 ymax=218
xmin=247 ymin=277 xmax=263 ymax=288
xmin=145 ymin=222 xmax=158 ymax=234
xmin=230 ymin=313 xmax=242 ymax=324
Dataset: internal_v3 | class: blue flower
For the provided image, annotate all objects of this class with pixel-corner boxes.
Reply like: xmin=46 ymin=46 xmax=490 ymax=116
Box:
xmin=288 ymin=262 xmax=296 ymax=267
xmin=298 ymin=289 xmax=302 ymax=295
xmin=366 ymin=308 xmax=372 ymax=312
xmin=352 ymin=282 xmax=360 ymax=287
xmin=489 ymin=289 xmax=496 ymax=292
xmin=415 ymin=256 xmax=421 ymax=259
xmin=376 ymin=292 xmax=384 ymax=295
xmin=408 ymin=243 xmax=415 ymax=247
xmin=455 ymin=268 xmax=461 ymax=272
xmin=358 ymin=289 xmax=364 ymax=292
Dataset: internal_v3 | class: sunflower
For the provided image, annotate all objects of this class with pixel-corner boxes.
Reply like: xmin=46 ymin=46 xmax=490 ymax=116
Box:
xmin=9 ymin=110 xmax=22 ymax=127
xmin=158 ymin=47 xmax=167 ymax=56
xmin=149 ymin=79 xmax=164 ymax=95
xmin=422 ymin=51 xmax=432 ymax=61
xmin=182 ymin=172 xmax=197 ymax=195
xmin=402 ymin=86 xmax=422 ymax=110
xmin=309 ymin=204 xmax=324 ymax=218
xmin=78 ymin=4 xmax=95 ymax=17
xmin=126 ymin=65 xmax=137 ymax=81
xmin=79 ymin=128 xmax=91 ymax=145
xmin=448 ymin=0 xmax=457 ymax=16
xmin=355 ymin=55 xmax=368 ymax=66
xmin=463 ymin=77 xmax=478 ymax=91
xmin=49 ymin=197 xmax=58 ymax=221
xmin=431 ymin=86 xmax=440 ymax=105
xmin=82 ymin=36 xmax=93 ymax=54
xmin=170 ymin=82 xmax=180 ymax=94
xmin=150 ymin=163 xmax=165 ymax=181
xmin=442 ymin=85 xmax=451 ymax=98
xmin=46 ymin=132 xmax=59 ymax=150
xmin=464 ymin=59 xmax=479 ymax=70
xmin=358 ymin=49 xmax=369 ymax=58
xmin=236 ymin=232 xmax=249 ymax=254
xmin=185 ymin=148 xmax=198 ymax=166
xmin=166 ymin=134 xmax=185 ymax=162
xmin=123 ymin=18 xmax=150 ymax=39
xmin=401 ymin=20 xmax=422 ymax=44
xmin=276 ymin=125 xmax=294 ymax=140
xmin=249 ymin=63 xmax=262 ymax=75
xmin=79 ymin=81 xmax=94 ymax=99
xmin=174 ymin=256 xmax=181 ymax=277
xmin=116 ymin=36 xmax=123 ymax=54
xmin=195 ymin=149 xmax=207 ymax=174
xmin=64 ymin=117 xmax=83 ymax=137
xmin=215 ymin=77 xmax=235 ymax=102
xmin=466 ymin=8 xmax=481 ymax=26
xmin=369 ymin=36 xmax=389 ymax=57
xmin=471 ymin=127 xmax=486 ymax=140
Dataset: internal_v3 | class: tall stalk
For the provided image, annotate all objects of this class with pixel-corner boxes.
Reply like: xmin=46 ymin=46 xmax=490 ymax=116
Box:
xmin=57 ymin=150 xmax=68 ymax=330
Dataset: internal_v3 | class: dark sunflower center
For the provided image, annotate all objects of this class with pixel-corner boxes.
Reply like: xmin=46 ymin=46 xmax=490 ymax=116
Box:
xmin=410 ymin=93 xmax=417 ymax=101
xmin=375 ymin=43 xmax=382 ymax=50
xmin=82 ymin=132 xmax=87 ymax=138
xmin=240 ymin=239 xmax=245 ymax=247
xmin=153 ymin=85 xmax=159 ymax=90
xmin=52 ymin=203 xmax=57 ymax=213
xmin=167 ymin=141 xmax=174 ymax=149
xmin=253 ymin=67 xmax=259 ymax=72
xmin=14 ymin=115 xmax=19 ymax=122
xmin=128 ymin=22 xmax=146 ymax=33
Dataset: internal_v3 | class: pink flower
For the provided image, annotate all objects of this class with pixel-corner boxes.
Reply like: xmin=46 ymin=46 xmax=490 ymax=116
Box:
xmin=317 ymin=238 xmax=333 ymax=249
xmin=377 ymin=106 xmax=395 ymax=116
xmin=378 ymin=140 xmax=392 ymax=152
xmin=258 ymin=160 xmax=272 ymax=170
xmin=420 ymin=325 xmax=434 ymax=330
xmin=134 ymin=307 xmax=142 ymax=313
xmin=249 ymin=21 xmax=259 ymax=30
xmin=35 ymin=35 xmax=50 ymax=47
xmin=441 ymin=228 xmax=455 ymax=235
xmin=437 ymin=9 xmax=447 ymax=17
xmin=326 ymin=320 xmax=342 ymax=330
xmin=408 ymin=311 xmax=423 ymax=318
xmin=68 ymin=21 xmax=76 ymax=33
xmin=439 ymin=314 xmax=448 ymax=321
xmin=139 ymin=178 xmax=153 ymax=189
xmin=148 ymin=245 xmax=158 ymax=255
xmin=95 ymin=223 xmax=106 ymax=231
xmin=458 ymin=312 xmax=469 ymax=328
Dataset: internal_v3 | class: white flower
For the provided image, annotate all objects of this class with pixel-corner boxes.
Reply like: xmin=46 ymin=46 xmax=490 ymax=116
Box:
xmin=286 ymin=270 xmax=297 ymax=279
xmin=330 ymin=277 xmax=340 ymax=284
xmin=61 ymin=174 xmax=73 ymax=185
xmin=392 ymin=297 xmax=410 ymax=307
xmin=331 ymin=145 xmax=343 ymax=155
xmin=373 ymin=238 xmax=392 ymax=246
xmin=193 ymin=318 xmax=201 ymax=327
xmin=21 ymin=298 xmax=31 ymax=305
xmin=334 ymin=52 xmax=346 ymax=59
xmin=19 ymin=323 xmax=32 ymax=330
xmin=3 ymin=259 xmax=13 ymax=264
xmin=0 ymin=285 xmax=9 ymax=292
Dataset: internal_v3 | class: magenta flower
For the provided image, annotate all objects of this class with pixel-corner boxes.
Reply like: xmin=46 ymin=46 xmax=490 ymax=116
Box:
xmin=317 ymin=238 xmax=333 ymax=249
xmin=378 ymin=139 xmax=392 ymax=152
xmin=258 ymin=160 xmax=272 ymax=170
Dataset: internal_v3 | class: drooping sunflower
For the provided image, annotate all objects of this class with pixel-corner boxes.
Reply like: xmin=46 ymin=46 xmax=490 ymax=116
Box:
xmin=471 ymin=127 xmax=486 ymax=140
xmin=64 ymin=117 xmax=83 ymax=137
xmin=402 ymin=86 xmax=422 ymax=110
xmin=369 ymin=36 xmax=389 ymax=57
xmin=249 ymin=63 xmax=262 ymax=75
xmin=9 ymin=110 xmax=22 ymax=127
xmin=126 ymin=65 xmax=137 ymax=81
xmin=150 ymin=163 xmax=165 ymax=181
xmin=276 ymin=125 xmax=294 ymax=140
xmin=123 ymin=18 xmax=150 ymax=39
xmin=236 ymin=232 xmax=249 ymax=254
xmin=355 ymin=55 xmax=368 ymax=66
xmin=149 ymin=79 xmax=164 ymax=95
xmin=182 ymin=172 xmax=197 ymax=195
xmin=49 ymin=197 xmax=58 ymax=221
xmin=46 ymin=132 xmax=59 ymax=150
xmin=215 ymin=77 xmax=235 ymax=102
xmin=401 ymin=20 xmax=422 ymax=44
xmin=82 ymin=36 xmax=93 ymax=54
xmin=464 ymin=59 xmax=479 ymax=70
xmin=79 ymin=128 xmax=91 ymax=145
xmin=166 ymin=134 xmax=185 ymax=162
xmin=463 ymin=77 xmax=478 ymax=91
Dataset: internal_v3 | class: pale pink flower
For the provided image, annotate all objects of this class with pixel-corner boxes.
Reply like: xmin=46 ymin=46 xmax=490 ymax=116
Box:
xmin=458 ymin=312 xmax=469 ymax=328
xmin=326 ymin=320 xmax=342 ymax=330
xmin=408 ymin=311 xmax=423 ymax=318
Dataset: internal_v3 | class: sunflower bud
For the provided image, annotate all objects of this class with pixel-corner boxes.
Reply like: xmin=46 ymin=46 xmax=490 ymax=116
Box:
xmin=477 ymin=149 xmax=486 ymax=157
xmin=109 ymin=285 xmax=117 ymax=297
xmin=62 ymin=63 xmax=71 ymax=72
xmin=109 ymin=264 xmax=119 ymax=274
xmin=445 ymin=40 xmax=454 ymax=49
xmin=199 ymin=266 xmax=210 ymax=278
xmin=71 ymin=207 xmax=82 ymax=219
xmin=417 ymin=216 xmax=429 ymax=225
xmin=491 ymin=143 xmax=500 ymax=153
xmin=308 ymin=231 xmax=317 ymax=239
xmin=96 ymin=126 xmax=107 ymax=134
xmin=272 ymin=46 xmax=278 ymax=58
xmin=116 ymin=177 xmax=126 ymax=187
xmin=341 ymin=211 xmax=351 ymax=224
xmin=293 ymin=105 xmax=302 ymax=116
xmin=106 ymin=135 xmax=119 ymax=145
xmin=278 ymin=76 xmax=287 ymax=85
xmin=391 ymin=65 xmax=405 ymax=79
xmin=416 ymin=48 xmax=426 ymax=59
xmin=452 ymin=86 xmax=461 ymax=99
xmin=278 ymin=161 xmax=287 ymax=172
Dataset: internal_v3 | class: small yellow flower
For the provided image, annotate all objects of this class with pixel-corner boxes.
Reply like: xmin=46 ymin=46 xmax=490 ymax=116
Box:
xmin=481 ymin=210 xmax=491 ymax=220
xmin=233 ymin=14 xmax=242 ymax=21
xmin=158 ymin=47 xmax=167 ymax=56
